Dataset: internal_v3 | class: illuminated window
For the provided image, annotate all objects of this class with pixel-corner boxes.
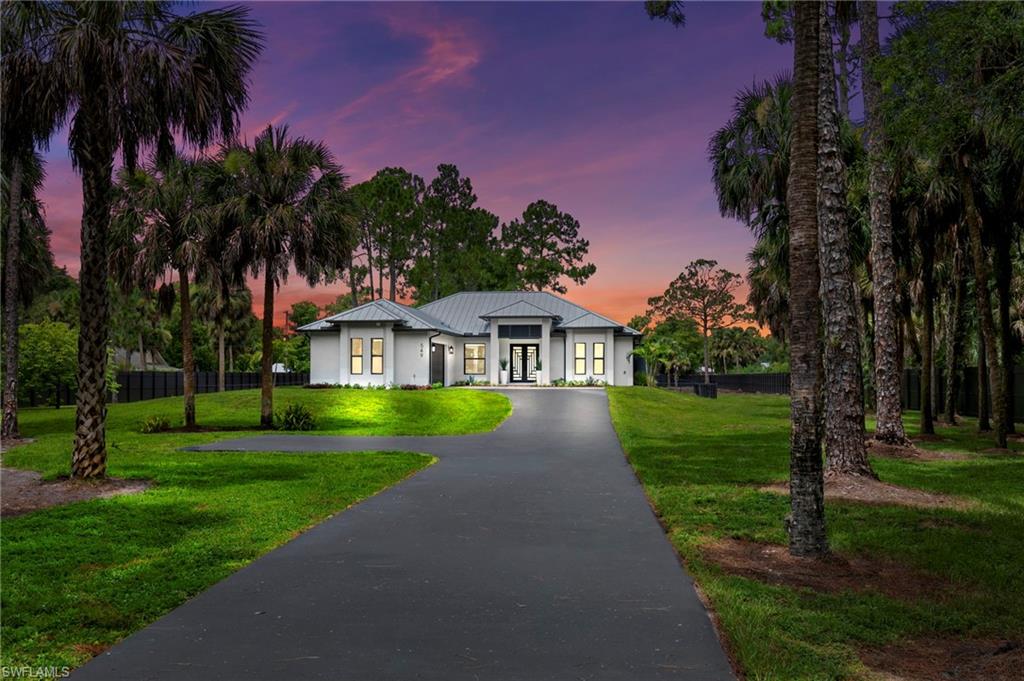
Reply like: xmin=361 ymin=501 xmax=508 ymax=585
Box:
xmin=464 ymin=344 xmax=486 ymax=375
xmin=371 ymin=338 xmax=384 ymax=374
xmin=350 ymin=338 xmax=363 ymax=375
xmin=593 ymin=342 xmax=605 ymax=375
xmin=574 ymin=342 xmax=586 ymax=375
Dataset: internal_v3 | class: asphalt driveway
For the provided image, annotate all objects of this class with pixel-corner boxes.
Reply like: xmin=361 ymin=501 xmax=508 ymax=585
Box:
xmin=74 ymin=389 xmax=734 ymax=680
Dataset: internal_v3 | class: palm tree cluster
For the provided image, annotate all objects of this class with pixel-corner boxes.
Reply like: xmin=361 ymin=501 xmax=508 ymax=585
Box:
xmin=1 ymin=2 xmax=360 ymax=476
xmin=652 ymin=1 xmax=1022 ymax=558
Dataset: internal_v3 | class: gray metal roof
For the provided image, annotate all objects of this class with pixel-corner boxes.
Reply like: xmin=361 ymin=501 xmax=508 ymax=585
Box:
xmin=558 ymin=311 xmax=619 ymax=329
xmin=479 ymin=300 xmax=561 ymax=319
xmin=301 ymin=291 xmax=639 ymax=336
xmin=297 ymin=299 xmax=461 ymax=335
xmin=420 ymin=291 xmax=639 ymax=335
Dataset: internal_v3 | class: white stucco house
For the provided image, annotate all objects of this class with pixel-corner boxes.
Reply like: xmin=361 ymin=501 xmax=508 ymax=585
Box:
xmin=298 ymin=291 xmax=641 ymax=387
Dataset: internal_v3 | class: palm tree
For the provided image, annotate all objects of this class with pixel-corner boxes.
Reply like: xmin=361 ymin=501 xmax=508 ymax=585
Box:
xmin=786 ymin=0 xmax=828 ymax=558
xmin=816 ymin=3 xmax=873 ymax=479
xmin=628 ymin=342 xmax=668 ymax=387
xmin=860 ymin=0 xmax=912 ymax=447
xmin=222 ymin=126 xmax=354 ymax=427
xmin=1 ymin=151 xmax=48 ymax=439
xmin=4 ymin=2 xmax=262 ymax=477
xmin=116 ymin=156 xmax=210 ymax=426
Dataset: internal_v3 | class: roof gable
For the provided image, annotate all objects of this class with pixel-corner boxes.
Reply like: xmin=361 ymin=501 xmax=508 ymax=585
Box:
xmin=480 ymin=300 xmax=561 ymax=319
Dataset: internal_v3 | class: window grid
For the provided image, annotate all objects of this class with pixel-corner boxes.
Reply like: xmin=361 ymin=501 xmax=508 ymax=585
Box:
xmin=371 ymin=338 xmax=384 ymax=375
xmin=464 ymin=343 xmax=486 ymax=375
xmin=574 ymin=342 xmax=586 ymax=375
xmin=350 ymin=338 xmax=363 ymax=375
xmin=593 ymin=342 xmax=605 ymax=375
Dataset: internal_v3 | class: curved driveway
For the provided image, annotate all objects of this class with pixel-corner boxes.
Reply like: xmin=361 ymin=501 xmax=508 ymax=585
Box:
xmin=74 ymin=389 xmax=734 ymax=680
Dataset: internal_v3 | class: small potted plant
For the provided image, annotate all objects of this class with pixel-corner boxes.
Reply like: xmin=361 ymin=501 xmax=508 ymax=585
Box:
xmin=499 ymin=358 xmax=509 ymax=384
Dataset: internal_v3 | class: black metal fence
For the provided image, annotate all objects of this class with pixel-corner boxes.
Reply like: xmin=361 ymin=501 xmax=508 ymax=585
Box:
xmin=655 ymin=372 xmax=790 ymax=394
xmin=651 ymin=366 xmax=1022 ymax=421
xmin=27 ymin=371 xmax=310 ymax=407
xmin=901 ymin=365 xmax=1023 ymax=421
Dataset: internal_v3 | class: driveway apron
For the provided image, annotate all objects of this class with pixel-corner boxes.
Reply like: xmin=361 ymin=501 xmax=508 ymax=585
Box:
xmin=73 ymin=389 xmax=734 ymax=680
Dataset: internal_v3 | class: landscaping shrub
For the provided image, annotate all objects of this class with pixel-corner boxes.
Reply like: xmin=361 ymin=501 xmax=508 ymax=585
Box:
xmin=431 ymin=382 xmax=444 ymax=389
xmin=277 ymin=402 xmax=317 ymax=431
xmin=399 ymin=384 xmax=431 ymax=391
xmin=305 ymin=382 xmax=341 ymax=389
xmin=140 ymin=415 xmax=171 ymax=433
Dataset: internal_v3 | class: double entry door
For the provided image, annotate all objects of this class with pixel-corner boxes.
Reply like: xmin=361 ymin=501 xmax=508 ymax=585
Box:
xmin=510 ymin=344 xmax=538 ymax=383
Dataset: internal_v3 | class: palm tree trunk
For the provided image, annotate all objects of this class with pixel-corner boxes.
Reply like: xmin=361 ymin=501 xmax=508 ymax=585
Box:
xmin=944 ymin=256 xmax=965 ymax=424
xmin=2 ymin=154 xmax=24 ymax=441
xmin=138 ymin=333 xmax=146 ymax=371
xmin=702 ymin=330 xmax=710 ymax=384
xmin=389 ymin=261 xmax=397 ymax=302
xmin=229 ymin=344 xmax=235 ymax=372
xmin=348 ymin=254 xmax=359 ymax=307
xmin=786 ymin=0 xmax=828 ymax=558
xmin=816 ymin=4 xmax=874 ymax=479
xmin=260 ymin=260 xmax=275 ymax=428
xmin=957 ymin=158 xmax=1007 ymax=447
xmin=217 ymin=317 xmax=226 ymax=392
xmin=920 ymin=232 xmax=936 ymax=435
xmin=861 ymin=0 xmax=911 ymax=447
xmin=994 ymin=234 xmax=1016 ymax=434
xmin=178 ymin=268 xmax=196 ymax=427
xmin=72 ymin=108 xmax=116 ymax=478
xmin=978 ymin=331 xmax=990 ymax=431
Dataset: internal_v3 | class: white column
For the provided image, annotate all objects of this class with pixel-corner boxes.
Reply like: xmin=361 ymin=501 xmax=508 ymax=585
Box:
xmin=565 ymin=329 xmax=573 ymax=380
xmin=339 ymin=326 xmax=350 ymax=384
xmin=384 ymin=324 xmax=395 ymax=386
xmin=606 ymin=328 xmax=616 ymax=386
xmin=540 ymin=319 xmax=551 ymax=385
xmin=489 ymin=324 xmax=499 ymax=384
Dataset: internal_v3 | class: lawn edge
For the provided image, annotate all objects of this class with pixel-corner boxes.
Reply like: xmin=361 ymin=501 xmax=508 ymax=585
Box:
xmin=603 ymin=387 xmax=746 ymax=681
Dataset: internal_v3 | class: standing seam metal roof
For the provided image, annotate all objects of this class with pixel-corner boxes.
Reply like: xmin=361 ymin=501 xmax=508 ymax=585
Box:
xmin=300 ymin=291 xmax=639 ymax=336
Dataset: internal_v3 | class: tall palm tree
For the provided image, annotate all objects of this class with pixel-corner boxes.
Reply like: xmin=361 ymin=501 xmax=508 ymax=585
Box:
xmin=4 ymin=2 xmax=262 ymax=477
xmin=222 ymin=125 xmax=354 ymax=427
xmin=816 ymin=3 xmax=873 ymax=479
xmin=860 ymin=0 xmax=911 ymax=447
xmin=1 ymin=151 xmax=49 ymax=439
xmin=786 ymin=0 xmax=828 ymax=558
xmin=116 ymin=156 xmax=209 ymax=427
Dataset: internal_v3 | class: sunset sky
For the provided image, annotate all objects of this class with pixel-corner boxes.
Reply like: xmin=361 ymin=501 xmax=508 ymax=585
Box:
xmin=39 ymin=1 xmax=795 ymax=325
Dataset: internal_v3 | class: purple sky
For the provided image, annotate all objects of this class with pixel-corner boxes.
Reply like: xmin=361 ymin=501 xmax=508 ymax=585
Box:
xmin=40 ymin=1 xmax=795 ymax=325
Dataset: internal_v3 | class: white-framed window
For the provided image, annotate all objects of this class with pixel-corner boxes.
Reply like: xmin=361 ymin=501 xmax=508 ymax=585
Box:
xmin=593 ymin=342 xmax=605 ymax=375
xmin=371 ymin=338 xmax=384 ymax=374
xmin=574 ymin=342 xmax=586 ymax=375
xmin=350 ymin=337 xmax=363 ymax=375
xmin=464 ymin=343 xmax=486 ymax=375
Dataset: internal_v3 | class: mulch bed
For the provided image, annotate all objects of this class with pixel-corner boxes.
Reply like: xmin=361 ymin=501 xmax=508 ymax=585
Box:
xmin=700 ymin=537 xmax=954 ymax=603
xmin=760 ymin=474 xmax=972 ymax=510
xmin=1 ymin=467 xmax=151 ymax=517
xmin=860 ymin=637 xmax=1023 ymax=681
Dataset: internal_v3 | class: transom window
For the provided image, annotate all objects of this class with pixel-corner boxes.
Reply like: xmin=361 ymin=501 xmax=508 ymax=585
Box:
xmin=464 ymin=343 xmax=486 ymax=375
xmin=371 ymin=338 xmax=384 ymax=375
xmin=350 ymin=338 xmax=363 ymax=375
xmin=498 ymin=324 xmax=541 ymax=339
xmin=574 ymin=342 xmax=586 ymax=375
xmin=593 ymin=342 xmax=605 ymax=375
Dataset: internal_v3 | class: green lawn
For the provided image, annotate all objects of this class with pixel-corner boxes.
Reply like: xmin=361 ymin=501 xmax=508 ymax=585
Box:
xmin=1 ymin=387 xmax=510 ymax=670
xmin=606 ymin=387 xmax=1024 ymax=680
xmin=17 ymin=385 xmax=512 ymax=442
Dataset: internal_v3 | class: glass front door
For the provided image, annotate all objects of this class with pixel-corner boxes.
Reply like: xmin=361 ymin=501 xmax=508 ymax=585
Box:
xmin=510 ymin=345 xmax=538 ymax=383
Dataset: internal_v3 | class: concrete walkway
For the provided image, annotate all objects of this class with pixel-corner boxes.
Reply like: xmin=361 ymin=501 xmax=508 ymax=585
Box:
xmin=74 ymin=389 xmax=734 ymax=680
